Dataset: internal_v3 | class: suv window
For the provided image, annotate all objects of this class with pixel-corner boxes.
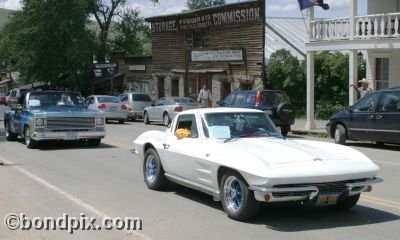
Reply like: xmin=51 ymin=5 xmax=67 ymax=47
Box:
xmin=120 ymin=94 xmax=128 ymax=102
xmin=223 ymin=93 xmax=236 ymax=105
xmin=353 ymin=92 xmax=380 ymax=112
xmin=377 ymin=91 xmax=400 ymax=112
xmin=244 ymin=93 xmax=256 ymax=105
xmin=132 ymin=94 xmax=151 ymax=101
xmin=261 ymin=91 xmax=289 ymax=106
xmin=233 ymin=92 xmax=246 ymax=105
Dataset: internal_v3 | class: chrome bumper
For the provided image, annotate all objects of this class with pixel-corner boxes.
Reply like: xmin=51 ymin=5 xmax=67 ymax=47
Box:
xmin=31 ymin=131 xmax=106 ymax=141
xmin=250 ymin=177 xmax=383 ymax=202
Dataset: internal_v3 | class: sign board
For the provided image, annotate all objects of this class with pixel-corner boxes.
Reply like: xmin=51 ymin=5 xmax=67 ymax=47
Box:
xmin=191 ymin=49 xmax=244 ymax=62
xmin=129 ymin=65 xmax=146 ymax=71
xmin=149 ymin=1 xmax=262 ymax=33
xmin=94 ymin=63 xmax=117 ymax=69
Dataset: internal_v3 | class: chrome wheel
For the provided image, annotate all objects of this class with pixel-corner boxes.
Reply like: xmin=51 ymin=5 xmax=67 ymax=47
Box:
xmin=223 ymin=176 xmax=243 ymax=212
xmin=163 ymin=113 xmax=170 ymax=126
xmin=25 ymin=128 xmax=31 ymax=146
xmin=145 ymin=155 xmax=157 ymax=183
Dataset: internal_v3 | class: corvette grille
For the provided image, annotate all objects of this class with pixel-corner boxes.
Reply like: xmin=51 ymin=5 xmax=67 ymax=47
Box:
xmin=46 ymin=117 xmax=95 ymax=130
xmin=273 ymin=179 xmax=369 ymax=194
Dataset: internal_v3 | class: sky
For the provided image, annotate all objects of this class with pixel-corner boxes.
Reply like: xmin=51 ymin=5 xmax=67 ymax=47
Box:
xmin=0 ymin=0 xmax=367 ymax=19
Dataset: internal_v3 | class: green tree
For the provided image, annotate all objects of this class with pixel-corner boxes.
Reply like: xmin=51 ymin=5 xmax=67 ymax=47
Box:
xmin=90 ymin=0 xmax=158 ymax=62
xmin=266 ymin=49 xmax=305 ymax=109
xmin=1 ymin=0 xmax=95 ymax=90
xmin=111 ymin=8 xmax=151 ymax=56
xmin=186 ymin=0 xmax=225 ymax=10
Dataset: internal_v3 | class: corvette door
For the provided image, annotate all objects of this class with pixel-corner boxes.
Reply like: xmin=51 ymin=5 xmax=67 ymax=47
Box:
xmin=161 ymin=114 xmax=202 ymax=182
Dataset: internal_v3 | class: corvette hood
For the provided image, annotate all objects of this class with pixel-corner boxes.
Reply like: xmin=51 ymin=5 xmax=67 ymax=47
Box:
xmin=220 ymin=137 xmax=372 ymax=168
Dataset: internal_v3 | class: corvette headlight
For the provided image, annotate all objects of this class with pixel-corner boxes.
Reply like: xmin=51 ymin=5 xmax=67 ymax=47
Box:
xmin=36 ymin=118 xmax=44 ymax=126
xmin=96 ymin=117 xmax=104 ymax=125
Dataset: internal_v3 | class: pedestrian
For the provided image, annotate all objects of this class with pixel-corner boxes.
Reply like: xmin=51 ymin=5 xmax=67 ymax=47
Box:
xmin=197 ymin=85 xmax=212 ymax=108
xmin=349 ymin=78 xmax=373 ymax=99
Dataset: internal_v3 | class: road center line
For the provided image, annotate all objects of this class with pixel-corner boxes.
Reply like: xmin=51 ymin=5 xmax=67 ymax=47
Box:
xmin=0 ymin=156 xmax=152 ymax=240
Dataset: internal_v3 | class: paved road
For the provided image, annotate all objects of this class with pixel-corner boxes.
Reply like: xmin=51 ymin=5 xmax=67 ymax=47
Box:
xmin=0 ymin=105 xmax=399 ymax=239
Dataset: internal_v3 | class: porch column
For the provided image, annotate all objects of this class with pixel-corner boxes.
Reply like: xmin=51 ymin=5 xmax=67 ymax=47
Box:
xmin=305 ymin=51 xmax=316 ymax=130
xmin=305 ymin=7 xmax=316 ymax=130
xmin=349 ymin=0 xmax=358 ymax=40
xmin=349 ymin=50 xmax=358 ymax=105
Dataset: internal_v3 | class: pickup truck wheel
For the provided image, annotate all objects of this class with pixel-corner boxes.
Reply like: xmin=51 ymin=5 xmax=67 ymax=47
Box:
xmin=24 ymin=127 xmax=38 ymax=149
xmin=143 ymin=148 xmax=167 ymax=190
xmin=143 ymin=112 xmax=150 ymax=125
xmin=220 ymin=171 xmax=260 ymax=221
xmin=330 ymin=193 xmax=360 ymax=210
xmin=334 ymin=124 xmax=347 ymax=145
xmin=88 ymin=138 xmax=101 ymax=147
xmin=5 ymin=121 xmax=18 ymax=141
xmin=163 ymin=113 xmax=170 ymax=127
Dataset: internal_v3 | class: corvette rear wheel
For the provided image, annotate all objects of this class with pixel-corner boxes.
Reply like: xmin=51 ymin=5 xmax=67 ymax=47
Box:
xmin=330 ymin=193 xmax=360 ymax=210
xmin=220 ymin=171 xmax=260 ymax=221
xmin=143 ymin=148 xmax=167 ymax=190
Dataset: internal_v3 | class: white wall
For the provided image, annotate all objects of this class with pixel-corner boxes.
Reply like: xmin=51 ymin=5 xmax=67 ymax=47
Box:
xmin=367 ymin=0 xmax=397 ymax=14
xmin=365 ymin=49 xmax=400 ymax=89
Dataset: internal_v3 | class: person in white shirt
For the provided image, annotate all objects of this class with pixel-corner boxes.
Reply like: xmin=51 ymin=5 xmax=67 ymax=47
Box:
xmin=197 ymin=85 xmax=212 ymax=108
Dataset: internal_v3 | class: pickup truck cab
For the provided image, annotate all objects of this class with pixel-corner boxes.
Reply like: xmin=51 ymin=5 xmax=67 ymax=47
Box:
xmin=3 ymin=90 xmax=106 ymax=148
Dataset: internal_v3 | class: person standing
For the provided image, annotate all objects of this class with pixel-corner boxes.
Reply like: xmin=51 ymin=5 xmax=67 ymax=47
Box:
xmin=197 ymin=85 xmax=212 ymax=108
xmin=349 ymin=78 xmax=373 ymax=99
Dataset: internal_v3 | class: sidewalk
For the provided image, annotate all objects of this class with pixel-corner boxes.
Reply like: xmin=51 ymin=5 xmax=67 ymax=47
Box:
xmin=291 ymin=118 xmax=329 ymax=137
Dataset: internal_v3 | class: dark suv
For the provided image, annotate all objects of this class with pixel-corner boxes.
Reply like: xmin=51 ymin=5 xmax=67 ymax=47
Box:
xmin=327 ymin=88 xmax=400 ymax=145
xmin=217 ymin=90 xmax=295 ymax=136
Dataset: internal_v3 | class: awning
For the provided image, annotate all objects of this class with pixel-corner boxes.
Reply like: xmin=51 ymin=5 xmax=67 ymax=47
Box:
xmin=0 ymin=79 xmax=12 ymax=86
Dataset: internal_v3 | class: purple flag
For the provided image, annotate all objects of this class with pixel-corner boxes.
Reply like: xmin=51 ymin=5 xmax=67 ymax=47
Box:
xmin=297 ymin=0 xmax=329 ymax=10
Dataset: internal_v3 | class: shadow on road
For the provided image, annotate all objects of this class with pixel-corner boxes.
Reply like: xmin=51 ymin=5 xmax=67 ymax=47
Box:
xmin=9 ymin=139 xmax=119 ymax=151
xmin=346 ymin=142 xmax=400 ymax=152
xmin=170 ymin=185 xmax=399 ymax=231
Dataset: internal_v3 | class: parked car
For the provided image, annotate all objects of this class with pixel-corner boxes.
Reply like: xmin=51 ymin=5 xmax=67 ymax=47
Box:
xmin=327 ymin=88 xmax=400 ymax=145
xmin=0 ymin=93 xmax=6 ymax=105
xmin=119 ymin=93 xmax=152 ymax=121
xmin=7 ymin=88 xmax=23 ymax=108
xmin=217 ymin=90 xmax=295 ymax=136
xmin=3 ymin=90 xmax=106 ymax=149
xmin=86 ymin=95 xmax=128 ymax=124
xmin=143 ymin=96 xmax=200 ymax=126
xmin=132 ymin=108 xmax=382 ymax=221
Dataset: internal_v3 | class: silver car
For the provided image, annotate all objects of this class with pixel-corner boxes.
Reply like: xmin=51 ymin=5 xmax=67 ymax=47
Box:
xmin=86 ymin=95 xmax=128 ymax=124
xmin=119 ymin=93 xmax=152 ymax=121
xmin=143 ymin=97 xmax=200 ymax=126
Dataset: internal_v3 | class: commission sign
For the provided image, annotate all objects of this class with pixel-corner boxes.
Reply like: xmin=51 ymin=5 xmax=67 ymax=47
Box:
xmin=191 ymin=49 xmax=244 ymax=62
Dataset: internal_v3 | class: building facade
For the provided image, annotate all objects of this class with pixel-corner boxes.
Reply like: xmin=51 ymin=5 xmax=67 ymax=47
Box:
xmin=146 ymin=0 xmax=265 ymax=104
xmin=305 ymin=0 xmax=400 ymax=129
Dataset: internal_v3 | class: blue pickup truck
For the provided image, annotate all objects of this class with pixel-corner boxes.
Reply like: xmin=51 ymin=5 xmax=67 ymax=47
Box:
xmin=3 ymin=90 xmax=106 ymax=149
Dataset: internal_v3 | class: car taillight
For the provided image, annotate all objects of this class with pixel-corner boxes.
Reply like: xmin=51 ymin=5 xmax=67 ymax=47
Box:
xmin=98 ymin=103 xmax=106 ymax=109
xmin=255 ymin=91 xmax=261 ymax=106
xmin=174 ymin=106 xmax=183 ymax=112
xmin=121 ymin=104 xmax=128 ymax=110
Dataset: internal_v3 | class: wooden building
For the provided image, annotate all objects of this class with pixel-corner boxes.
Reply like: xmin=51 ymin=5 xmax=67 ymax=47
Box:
xmin=146 ymin=0 xmax=265 ymax=104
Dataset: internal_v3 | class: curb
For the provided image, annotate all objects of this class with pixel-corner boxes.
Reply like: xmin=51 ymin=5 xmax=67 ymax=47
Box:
xmin=291 ymin=129 xmax=328 ymax=138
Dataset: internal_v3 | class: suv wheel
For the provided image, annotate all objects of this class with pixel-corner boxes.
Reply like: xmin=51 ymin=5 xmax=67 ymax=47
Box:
xmin=280 ymin=125 xmax=290 ymax=137
xmin=276 ymin=103 xmax=295 ymax=124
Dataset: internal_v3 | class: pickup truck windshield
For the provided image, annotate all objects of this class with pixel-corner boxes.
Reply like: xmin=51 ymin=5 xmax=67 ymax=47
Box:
xmin=27 ymin=92 xmax=85 ymax=108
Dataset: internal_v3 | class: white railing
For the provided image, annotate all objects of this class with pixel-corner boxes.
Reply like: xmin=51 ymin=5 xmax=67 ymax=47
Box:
xmin=311 ymin=12 xmax=400 ymax=41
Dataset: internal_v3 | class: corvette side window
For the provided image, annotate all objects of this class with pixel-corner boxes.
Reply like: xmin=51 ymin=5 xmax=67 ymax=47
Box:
xmin=175 ymin=114 xmax=198 ymax=139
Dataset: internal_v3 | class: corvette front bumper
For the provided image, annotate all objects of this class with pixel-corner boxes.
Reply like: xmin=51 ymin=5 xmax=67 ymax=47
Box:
xmin=249 ymin=177 xmax=383 ymax=202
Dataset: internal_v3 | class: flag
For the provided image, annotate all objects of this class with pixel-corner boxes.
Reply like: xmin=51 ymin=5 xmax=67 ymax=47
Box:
xmin=297 ymin=0 xmax=330 ymax=11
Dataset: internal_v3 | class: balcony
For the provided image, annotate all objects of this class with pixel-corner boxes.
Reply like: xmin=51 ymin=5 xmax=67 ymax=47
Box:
xmin=311 ymin=12 xmax=400 ymax=41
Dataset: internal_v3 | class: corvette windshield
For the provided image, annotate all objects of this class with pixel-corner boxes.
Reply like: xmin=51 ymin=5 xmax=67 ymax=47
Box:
xmin=204 ymin=112 xmax=281 ymax=140
xmin=27 ymin=92 xmax=85 ymax=108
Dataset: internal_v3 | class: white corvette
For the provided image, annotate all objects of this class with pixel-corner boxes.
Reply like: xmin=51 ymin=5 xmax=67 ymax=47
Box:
xmin=132 ymin=108 xmax=382 ymax=220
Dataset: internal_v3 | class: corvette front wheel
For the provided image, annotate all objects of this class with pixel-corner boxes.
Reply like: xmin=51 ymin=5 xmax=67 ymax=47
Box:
xmin=143 ymin=148 xmax=167 ymax=190
xmin=220 ymin=171 xmax=260 ymax=221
